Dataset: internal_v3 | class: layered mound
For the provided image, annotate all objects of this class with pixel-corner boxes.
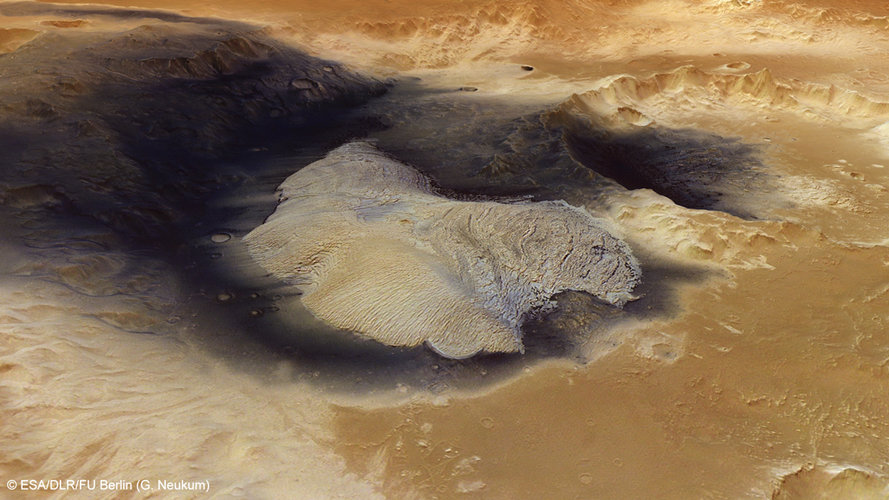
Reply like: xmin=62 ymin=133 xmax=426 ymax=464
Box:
xmin=244 ymin=142 xmax=640 ymax=358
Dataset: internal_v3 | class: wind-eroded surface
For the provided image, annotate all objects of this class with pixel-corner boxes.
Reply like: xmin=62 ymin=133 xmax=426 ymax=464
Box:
xmin=3 ymin=0 xmax=889 ymax=498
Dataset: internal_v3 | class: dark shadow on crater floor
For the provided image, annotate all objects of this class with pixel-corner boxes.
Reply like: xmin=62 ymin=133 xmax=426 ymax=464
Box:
xmin=0 ymin=4 xmax=719 ymax=396
xmin=0 ymin=15 xmax=387 ymax=243
xmin=563 ymin=124 xmax=772 ymax=219
xmin=519 ymin=251 xmax=713 ymax=360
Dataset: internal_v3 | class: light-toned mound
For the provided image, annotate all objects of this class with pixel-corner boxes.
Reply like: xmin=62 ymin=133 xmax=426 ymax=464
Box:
xmin=244 ymin=142 xmax=640 ymax=358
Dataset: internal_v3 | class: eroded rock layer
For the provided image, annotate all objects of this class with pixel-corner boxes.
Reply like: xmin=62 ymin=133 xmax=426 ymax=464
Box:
xmin=245 ymin=142 xmax=640 ymax=358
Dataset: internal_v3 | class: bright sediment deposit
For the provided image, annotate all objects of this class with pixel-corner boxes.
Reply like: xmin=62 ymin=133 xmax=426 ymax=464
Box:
xmin=2 ymin=0 xmax=889 ymax=498
xmin=244 ymin=142 xmax=639 ymax=358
